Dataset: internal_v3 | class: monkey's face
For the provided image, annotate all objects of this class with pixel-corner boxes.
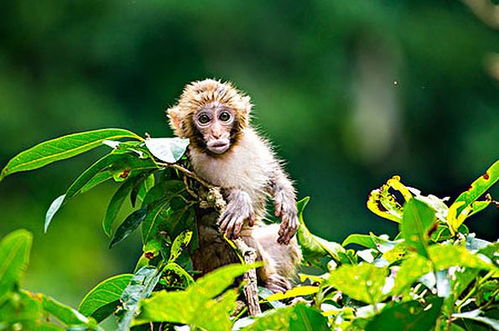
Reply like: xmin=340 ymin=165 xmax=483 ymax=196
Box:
xmin=193 ymin=105 xmax=236 ymax=155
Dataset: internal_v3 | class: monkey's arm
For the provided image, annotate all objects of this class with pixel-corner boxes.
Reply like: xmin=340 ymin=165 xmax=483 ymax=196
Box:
xmin=270 ymin=166 xmax=299 ymax=245
xmin=217 ymin=189 xmax=255 ymax=239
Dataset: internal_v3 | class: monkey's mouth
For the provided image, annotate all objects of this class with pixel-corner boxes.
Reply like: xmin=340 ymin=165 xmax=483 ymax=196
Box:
xmin=207 ymin=139 xmax=230 ymax=154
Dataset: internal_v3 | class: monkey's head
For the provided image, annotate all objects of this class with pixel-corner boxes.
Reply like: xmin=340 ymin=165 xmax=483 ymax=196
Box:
xmin=167 ymin=79 xmax=252 ymax=155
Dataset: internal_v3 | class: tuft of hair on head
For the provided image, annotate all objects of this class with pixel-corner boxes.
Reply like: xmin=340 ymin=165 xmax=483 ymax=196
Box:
xmin=166 ymin=79 xmax=253 ymax=138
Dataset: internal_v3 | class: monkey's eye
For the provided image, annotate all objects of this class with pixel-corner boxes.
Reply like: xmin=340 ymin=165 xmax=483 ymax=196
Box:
xmin=219 ymin=111 xmax=231 ymax=122
xmin=198 ymin=113 xmax=211 ymax=124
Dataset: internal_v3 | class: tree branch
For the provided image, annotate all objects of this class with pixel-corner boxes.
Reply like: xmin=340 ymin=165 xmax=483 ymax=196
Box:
xmin=233 ymin=239 xmax=262 ymax=316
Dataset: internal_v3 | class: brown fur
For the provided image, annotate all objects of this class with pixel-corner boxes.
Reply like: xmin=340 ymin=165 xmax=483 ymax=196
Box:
xmin=167 ymin=79 xmax=301 ymax=293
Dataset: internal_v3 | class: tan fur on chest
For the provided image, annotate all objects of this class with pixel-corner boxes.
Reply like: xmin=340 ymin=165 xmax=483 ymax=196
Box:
xmin=189 ymin=129 xmax=275 ymax=195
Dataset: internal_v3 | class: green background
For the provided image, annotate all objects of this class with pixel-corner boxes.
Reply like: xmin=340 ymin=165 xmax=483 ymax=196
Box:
xmin=0 ymin=1 xmax=497 ymax=307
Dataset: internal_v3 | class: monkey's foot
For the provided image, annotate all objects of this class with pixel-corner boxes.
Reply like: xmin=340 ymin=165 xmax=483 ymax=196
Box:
xmin=265 ymin=274 xmax=292 ymax=293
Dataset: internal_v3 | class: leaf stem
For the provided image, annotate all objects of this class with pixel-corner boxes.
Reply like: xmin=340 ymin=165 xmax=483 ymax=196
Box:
xmin=157 ymin=162 xmax=213 ymax=189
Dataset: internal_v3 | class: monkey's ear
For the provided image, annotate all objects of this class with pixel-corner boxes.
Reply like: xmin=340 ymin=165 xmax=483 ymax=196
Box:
xmin=239 ymin=95 xmax=252 ymax=117
xmin=166 ymin=106 xmax=184 ymax=135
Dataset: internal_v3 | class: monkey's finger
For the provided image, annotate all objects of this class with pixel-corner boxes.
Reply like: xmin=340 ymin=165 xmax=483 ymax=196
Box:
xmin=280 ymin=217 xmax=296 ymax=244
xmin=218 ymin=212 xmax=233 ymax=231
xmin=248 ymin=215 xmax=255 ymax=227
xmin=278 ymin=218 xmax=289 ymax=236
xmin=274 ymin=200 xmax=282 ymax=217
xmin=232 ymin=218 xmax=245 ymax=238
xmin=283 ymin=221 xmax=299 ymax=244
xmin=227 ymin=217 xmax=243 ymax=239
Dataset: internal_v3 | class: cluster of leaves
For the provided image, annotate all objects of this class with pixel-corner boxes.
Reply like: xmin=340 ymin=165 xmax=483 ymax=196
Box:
xmin=0 ymin=128 xmax=497 ymax=330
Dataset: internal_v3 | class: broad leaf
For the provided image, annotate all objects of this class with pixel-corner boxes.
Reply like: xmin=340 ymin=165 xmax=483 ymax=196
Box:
xmin=326 ymin=263 xmax=388 ymax=304
xmin=366 ymin=176 xmax=412 ymax=223
xmin=391 ymin=245 xmax=497 ymax=295
xmin=0 ymin=128 xmax=141 ymax=180
xmin=142 ymin=180 xmax=185 ymax=206
xmin=0 ymin=290 xmax=54 ymax=330
xmin=142 ymin=200 xmax=173 ymax=244
xmin=109 ymin=208 xmax=147 ymax=248
xmin=365 ymin=297 xmax=443 ymax=331
xmin=342 ymin=234 xmax=377 ymax=249
xmin=134 ymin=264 xmax=258 ymax=330
xmin=145 ymin=137 xmax=189 ymax=163
xmin=452 ymin=309 xmax=499 ymax=330
xmin=169 ymin=230 xmax=193 ymax=262
xmin=296 ymin=197 xmax=344 ymax=264
xmin=134 ymin=173 xmax=155 ymax=206
xmin=0 ymin=230 xmax=32 ymax=301
xmin=41 ymin=294 xmax=97 ymax=328
xmin=80 ymin=171 xmax=114 ymax=193
xmin=400 ymin=198 xmax=436 ymax=258
xmin=162 ymin=262 xmax=195 ymax=287
xmin=44 ymin=195 xmax=66 ymax=233
xmin=44 ymin=153 xmax=157 ymax=232
xmin=78 ymin=274 xmax=133 ymax=321
xmin=263 ymin=285 xmax=319 ymax=302
xmin=448 ymin=160 xmax=499 ymax=230
xmin=117 ymin=266 xmax=162 ymax=330
xmin=102 ymin=177 xmax=141 ymax=237
xmin=242 ymin=303 xmax=329 ymax=331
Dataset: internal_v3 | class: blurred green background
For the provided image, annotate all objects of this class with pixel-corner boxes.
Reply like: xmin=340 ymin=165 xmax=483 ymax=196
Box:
xmin=0 ymin=1 xmax=498 ymax=307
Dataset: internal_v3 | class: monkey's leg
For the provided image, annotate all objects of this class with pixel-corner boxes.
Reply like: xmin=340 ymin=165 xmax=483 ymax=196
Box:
xmin=241 ymin=224 xmax=302 ymax=293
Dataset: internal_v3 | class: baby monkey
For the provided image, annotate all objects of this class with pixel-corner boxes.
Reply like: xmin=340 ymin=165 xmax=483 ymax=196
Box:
xmin=167 ymin=79 xmax=301 ymax=292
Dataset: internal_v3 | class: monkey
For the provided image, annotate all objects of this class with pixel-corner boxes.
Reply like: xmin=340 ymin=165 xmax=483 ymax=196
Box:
xmin=167 ymin=79 xmax=301 ymax=293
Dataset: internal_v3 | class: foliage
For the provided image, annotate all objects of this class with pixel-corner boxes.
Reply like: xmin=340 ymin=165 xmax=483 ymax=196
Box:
xmin=0 ymin=129 xmax=497 ymax=330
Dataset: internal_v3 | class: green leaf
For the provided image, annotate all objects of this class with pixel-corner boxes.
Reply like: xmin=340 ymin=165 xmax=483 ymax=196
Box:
xmin=0 ymin=128 xmax=142 ymax=180
xmin=242 ymin=303 xmax=329 ymax=331
xmin=78 ymin=274 xmax=133 ymax=321
xmin=41 ymin=294 xmax=97 ymax=328
xmin=366 ymin=175 xmax=411 ymax=223
xmin=117 ymin=266 xmax=162 ymax=331
xmin=145 ymin=137 xmax=189 ymax=163
xmin=142 ymin=200 xmax=173 ymax=244
xmin=169 ymin=231 xmax=193 ymax=262
xmin=365 ymin=297 xmax=443 ymax=331
xmin=400 ymin=198 xmax=436 ymax=258
xmin=0 ymin=290 xmax=45 ymax=330
xmin=142 ymin=180 xmax=185 ymax=206
xmin=109 ymin=208 xmax=147 ymax=248
xmin=102 ymin=178 xmax=139 ymax=237
xmin=136 ymin=289 xmax=239 ymax=331
xmin=44 ymin=195 xmax=66 ymax=233
xmin=391 ymin=245 xmax=497 ymax=295
xmin=263 ymin=285 xmax=319 ymax=302
xmin=0 ymin=230 xmax=33 ymax=301
xmin=135 ymin=173 xmax=155 ymax=206
xmin=194 ymin=263 xmax=260 ymax=298
xmin=326 ymin=263 xmax=388 ymax=304
xmin=450 ymin=160 xmax=499 ymax=220
xmin=342 ymin=234 xmax=376 ymax=249
xmin=429 ymin=245 xmax=497 ymax=271
xmin=134 ymin=264 xmax=258 ymax=330
xmin=296 ymin=197 xmax=345 ymax=264
xmin=162 ymin=262 xmax=195 ymax=287
xmin=44 ymin=153 xmax=157 ymax=233
xmin=80 ymin=171 xmax=114 ymax=193
xmin=453 ymin=309 xmax=499 ymax=330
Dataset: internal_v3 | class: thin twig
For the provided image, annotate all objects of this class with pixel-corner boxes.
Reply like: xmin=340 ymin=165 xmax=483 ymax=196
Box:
xmin=182 ymin=175 xmax=199 ymax=199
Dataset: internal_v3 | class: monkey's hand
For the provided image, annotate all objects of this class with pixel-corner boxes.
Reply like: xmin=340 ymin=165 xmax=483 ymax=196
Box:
xmin=274 ymin=190 xmax=299 ymax=245
xmin=217 ymin=190 xmax=255 ymax=239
